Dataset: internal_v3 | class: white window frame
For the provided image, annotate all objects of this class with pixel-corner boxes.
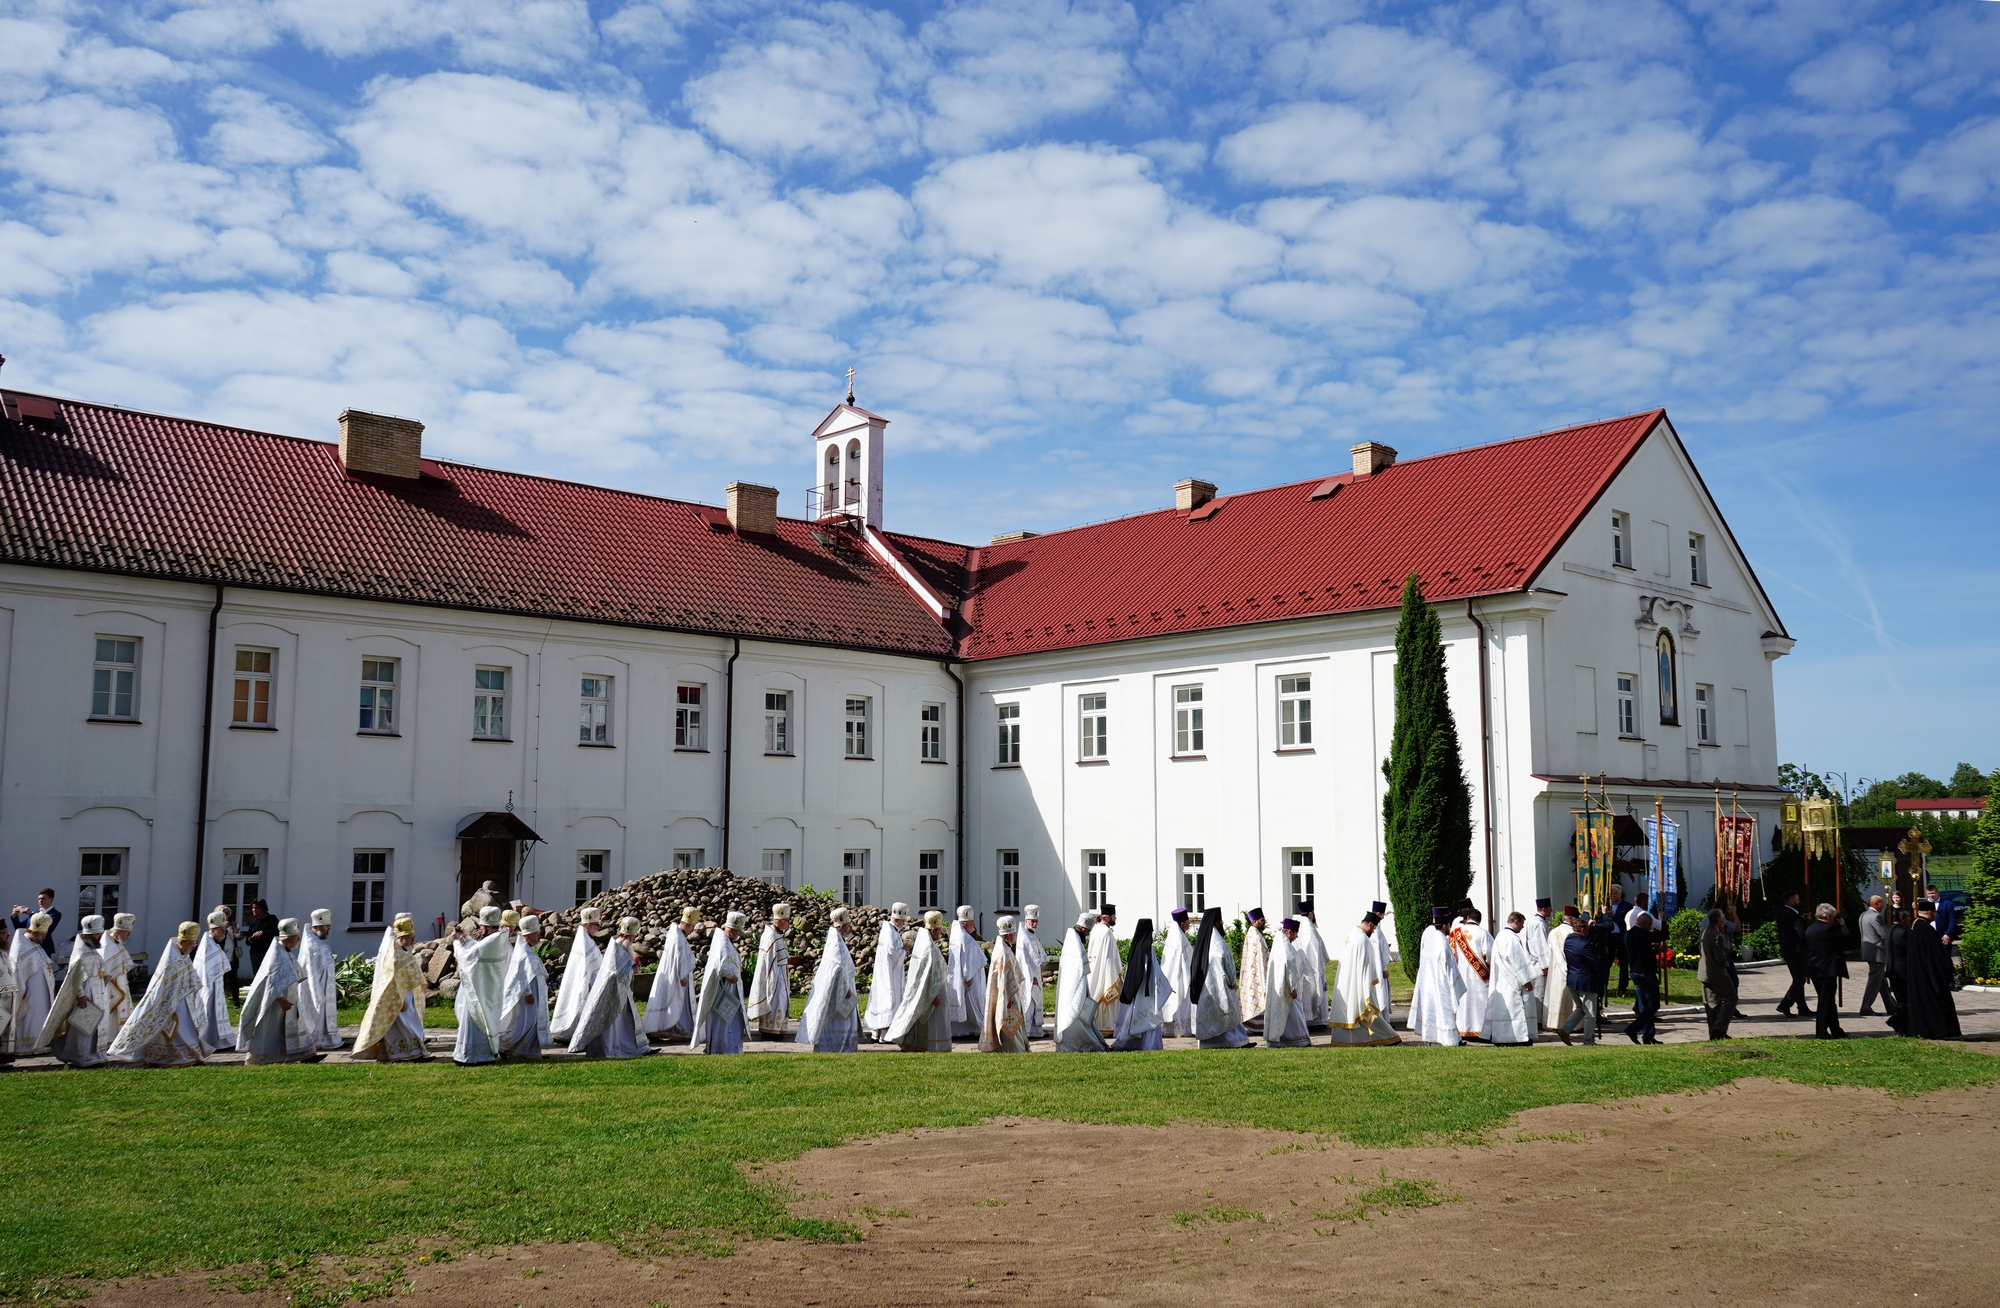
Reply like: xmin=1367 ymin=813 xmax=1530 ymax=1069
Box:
xmin=844 ymin=696 xmax=872 ymax=758
xmin=358 ymin=658 xmax=398 ymax=734
xmin=1695 ymin=683 xmax=1714 ymax=744
xmin=1278 ymin=674 xmax=1312 ymax=748
xmin=920 ymin=702 xmax=945 ymax=761
xmin=760 ymin=849 xmax=790 ymax=888
xmin=473 ymin=666 xmax=508 ymax=740
xmin=675 ymin=683 xmax=705 ymax=750
xmin=350 ymin=850 xmax=388 ymax=926
xmin=575 ymin=850 xmax=607 ymax=906
xmin=997 ymin=849 xmax=1021 ymax=910
xmin=91 ymin=636 xmax=139 ymax=721
xmin=1688 ymin=531 xmax=1707 ymax=586
xmin=841 ymin=850 xmax=868 ymax=907
xmin=1616 ymin=674 xmax=1637 ymax=737
xmin=1179 ymin=849 xmax=1206 ymax=912
xmin=1287 ymin=848 xmax=1316 ymax=908
xmin=1612 ymin=511 xmax=1631 ymax=569
xmin=996 ymin=702 xmax=1021 ymax=765
xmin=764 ymin=691 xmax=792 ymax=755
xmin=1173 ymin=684 xmax=1205 ymax=755
xmin=579 ymin=676 xmax=612 ymax=746
xmin=1084 ymin=849 xmax=1107 ymax=912
xmin=78 ymin=848 xmax=126 ymax=919
xmin=1078 ymin=692 xmax=1108 ymax=760
xmin=222 ymin=850 xmax=263 ymax=922
xmin=232 ymin=647 xmax=274 ymax=728
xmin=673 ymin=848 xmax=705 ymax=870
xmin=918 ymin=850 xmax=941 ymax=910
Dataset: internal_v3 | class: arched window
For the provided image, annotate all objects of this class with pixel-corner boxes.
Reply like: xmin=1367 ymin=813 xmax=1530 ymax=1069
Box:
xmin=824 ymin=446 xmax=839 ymax=503
xmin=845 ymin=439 xmax=862 ymax=507
xmin=1656 ymin=627 xmax=1678 ymax=726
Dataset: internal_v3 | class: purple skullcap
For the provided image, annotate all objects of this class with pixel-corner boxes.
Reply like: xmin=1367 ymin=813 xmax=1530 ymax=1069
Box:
xmin=1281 ymin=918 xmax=1299 ymax=932
xmin=1170 ymin=907 xmax=1190 ymax=921
xmin=1370 ymin=901 xmax=1387 ymax=916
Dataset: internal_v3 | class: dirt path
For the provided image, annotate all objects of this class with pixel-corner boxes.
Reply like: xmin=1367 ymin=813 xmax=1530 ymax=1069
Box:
xmin=95 ymin=1078 xmax=1998 ymax=1307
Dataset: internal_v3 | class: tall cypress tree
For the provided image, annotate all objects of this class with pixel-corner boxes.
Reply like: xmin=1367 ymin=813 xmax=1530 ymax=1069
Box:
xmin=1382 ymin=573 xmax=1474 ymax=978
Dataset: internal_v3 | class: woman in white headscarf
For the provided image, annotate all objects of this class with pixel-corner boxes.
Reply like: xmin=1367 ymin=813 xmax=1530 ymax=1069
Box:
xmin=1054 ymin=912 xmax=1108 ymax=1052
xmin=886 ymin=911 xmax=952 ymax=1052
xmin=797 ymin=909 xmax=861 ymax=1053
xmin=692 ymin=912 xmax=748 ymax=1054
xmin=236 ymin=919 xmax=321 ymax=1064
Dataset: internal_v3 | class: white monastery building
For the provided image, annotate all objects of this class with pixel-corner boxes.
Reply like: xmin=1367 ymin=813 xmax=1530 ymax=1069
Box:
xmin=0 ymin=385 xmax=1791 ymax=951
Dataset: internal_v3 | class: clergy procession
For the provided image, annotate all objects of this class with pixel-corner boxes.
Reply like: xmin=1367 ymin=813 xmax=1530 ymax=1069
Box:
xmin=2 ymin=882 xmax=1967 ymax=1069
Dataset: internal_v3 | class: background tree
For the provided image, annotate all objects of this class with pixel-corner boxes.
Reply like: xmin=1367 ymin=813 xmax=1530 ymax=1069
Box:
xmin=1958 ymin=767 xmax=2000 ymax=982
xmin=1382 ymin=574 xmax=1473 ymax=978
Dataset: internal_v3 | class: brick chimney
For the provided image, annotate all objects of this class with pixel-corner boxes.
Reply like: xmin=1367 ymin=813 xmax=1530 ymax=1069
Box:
xmin=338 ymin=410 xmax=423 ymax=479
xmin=1350 ymin=441 xmax=1396 ymax=476
xmin=726 ymin=482 xmax=779 ymax=535
xmin=1175 ymin=478 xmax=1217 ymax=512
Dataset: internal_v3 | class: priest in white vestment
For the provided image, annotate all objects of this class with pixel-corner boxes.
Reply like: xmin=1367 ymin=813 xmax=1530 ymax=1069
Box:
xmin=0 ymin=922 xmax=16 ymax=1060
xmin=1328 ymin=912 xmax=1401 ymax=1045
xmin=1189 ymin=908 xmax=1251 ymax=1048
xmin=354 ymin=914 xmax=428 ymax=1062
xmin=194 ymin=910 xmax=235 ymax=1050
xmin=1406 ymin=907 xmax=1463 ymax=1046
xmin=1159 ymin=907 xmax=1195 ymax=1037
xmin=1486 ymin=912 xmax=1538 ymax=1046
xmin=550 ymin=906 xmax=605 ymax=1044
xmin=109 ymin=923 xmax=208 ymax=1066
xmin=1110 ymin=919 xmax=1171 ymax=1051
xmin=41 ymin=915 xmax=112 ymax=1067
xmin=692 ymin=912 xmax=749 ymax=1054
xmin=1542 ymin=907 xmax=1577 ymax=1030
xmin=575 ymin=916 xmax=651 ymax=1058
xmin=945 ymin=905 xmax=989 ymax=1039
xmin=1086 ymin=906 xmax=1122 ymax=1037
xmin=301 ymin=909 xmax=343 ymax=1049
xmin=642 ymin=907 xmax=699 ymax=1041
xmin=797 ymin=909 xmax=861 ymax=1053
xmin=499 ymin=916 xmax=551 ymax=1058
xmin=237 ymin=919 xmax=320 ymax=1064
xmin=745 ymin=905 xmax=792 ymax=1039
xmin=7 ymin=913 xmax=56 ymax=1056
xmin=100 ymin=913 xmax=137 ymax=1039
xmin=1367 ymin=901 xmax=1394 ymax=1023
xmin=1449 ymin=909 xmax=1492 ymax=1041
xmin=886 ymin=910 xmax=952 ymax=1053
xmin=979 ymin=915 xmax=1034 ymax=1053
xmin=1263 ymin=919 xmax=1313 ymax=1047
xmin=452 ymin=907 xmax=515 ymax=1064
xmin=1237 ymin=908 xmax=1269 ymax=1035
xmin=1292 ymin=902 xmax=1333 ymax=1029
xmin=1016 ymin=905 xmax=1049 ymax=1039
xmin=1053 ymin=912 xmax=1108 ymax=1052
xmin=1522 ymin=898 xmax=1553 ymax=1025
xmin=861 ymin=904 xmax=909 ymax=1042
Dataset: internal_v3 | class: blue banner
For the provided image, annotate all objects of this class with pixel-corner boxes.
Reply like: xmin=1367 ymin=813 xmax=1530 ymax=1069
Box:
xmin=1644 ymin=814 xmax=1679 ymax=920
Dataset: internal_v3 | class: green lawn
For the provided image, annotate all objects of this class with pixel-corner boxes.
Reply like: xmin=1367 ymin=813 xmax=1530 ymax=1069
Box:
xmin=1 ymin=1038 xmax=1991 ymax=1296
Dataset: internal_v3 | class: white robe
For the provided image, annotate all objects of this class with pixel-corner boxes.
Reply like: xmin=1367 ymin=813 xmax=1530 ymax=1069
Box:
xmin=796 ymin=927 xmax=860 ymax=1053
xmin=1449 ymin=924 xmax=1492 ymax=1040
xmin=498 ymin=936 xmax=550 ymax=1058
xmin=236 ymin=941 xmax=315 ymax=1064
xmin=451 ymin=928 xmax=513 ymax=1064
xmin=1086 ymin=923 xmax=1122 ymax=1036
xmin=980 ymin=935 xmax=1035 ymax=1054
xmin=1158 ymin=924 xmax=1194 ymax=1036
xmin=573 ymin=936 xmax=650 ymax=1058
xmin=1523 ymin=913 xmax=1552 ymax=1023
xmin=6 ymin=931 xmax=55 ymax=1056
xmin=691 ymin=931 xmax=746 ymax=1053
xmin=1372 ymin=921 xmax=1394 ymax=1022
xmin=1293 ymin=916 xmax=1332 ymax=1026
xmin=1193 ymin=931 xmax=1249 ymax=1048
xmin=0 ymin=940 xmax=14 ymax=1054
xmin=108 ymin=940 xmax=207 ymax=1066
xmin=1328 ymin=927 xmax=1400 ymax=1046
xmin=945 ymin=921 xmax=988 ymax=1038
xmin=300 ymin=931 xmax=343 ymax=1048
xmin=1542 ymin=921 xmax=1576 ymax=1030
xmin=549 ymin=929 xmax=602 ymax=1043
xmin=193 ymin=933 xmax=234 ymax=1049
xmin=1110 ymin=949 xmax=1171 ymax=1051
xmin=1238 ymin=922 xmax=1269 ymax=1028
xmin=1486 ymin=927 xmax=1537 ymax=1045
xmin=1054 ymin=928 xmax=1107 ymax=1052
xmin=1016 ymin=924 xmax=1049 ymax=1038
xmin=745 ymin=924 xmax=790 ymax=1036
xmin=886 ymin=930 xmax=951 ymax=1052
xmin=641 ymin=925 xmax=696 ymax=1039
xmin=42 ymin=937 xmax=111 ymax=1067
xmin=1406 ymin=926 xmax=1463 ymax=1046
xmin=861 ymin=922 xmax=906 ymax=1040
xmin=99 ymin=934 xmax=136 ymax=1039
xmin=1263 ymin=933 xmax=1312 ymax=1047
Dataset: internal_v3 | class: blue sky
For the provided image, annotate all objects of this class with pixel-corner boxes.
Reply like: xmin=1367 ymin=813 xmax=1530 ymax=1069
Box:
xmin=1 ymin=0 xmax=1995 ymax=780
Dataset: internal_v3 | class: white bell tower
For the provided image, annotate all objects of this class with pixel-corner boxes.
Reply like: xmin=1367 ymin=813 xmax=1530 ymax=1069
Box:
xmin=810 ymin=373 xmax=887 ymax=529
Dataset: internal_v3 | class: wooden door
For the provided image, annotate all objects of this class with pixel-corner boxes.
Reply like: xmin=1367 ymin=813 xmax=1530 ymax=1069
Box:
xmin=458 ymin=839 xmax=515 ymax=917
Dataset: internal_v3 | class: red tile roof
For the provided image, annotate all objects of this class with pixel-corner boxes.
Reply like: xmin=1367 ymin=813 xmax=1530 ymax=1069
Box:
xmin=1894 ymin=798 xmax=1985 ymax=812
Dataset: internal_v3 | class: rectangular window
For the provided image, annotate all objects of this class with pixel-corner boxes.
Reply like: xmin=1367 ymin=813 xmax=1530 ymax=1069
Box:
xmin=579 ymin=676 xmax=612 ymax=745
xmin=844 ymin=696 xmax=872 ymax=758
xmin=764 ymin=691 xmax=792 ymax=754
xmin=222 ymin=849 xmax=263 ymax=922
xmin=1688 ymin=531 xmax=1707 ymax=585
xmin=1179 ymin=850 xmax=1206 ymax=912
xmin=1084 ymin=850 xmax=1107 ymax=912
xmin=350 ymin=850 xmax=388 ymax=926
xmin=673 ymin=848 xmax=705 ymax=870
xmin=1612 ymin=512 xmax=1631 ymax=568
xmin=842 ymin=850 xmax=868 ymax=907
xmin=78 ymin=849 xmax=126 ymax=919
xmin=918 ymin=849 xmax=941 ymax=910
xmin=232 ymin=648 xmax=273 ymax=726
xmin=760 ymin=849 xmax=790 ymax=889
xmin=1278 ymin=674 xmax=1312 ymax=747
xmin=1695 ymin=684 xmax=1714 ymax=743
xmin=920 ymin=702 xmax=945 ymax=761
xmin=1616 ymin=674 xmax=1636 ymax=736
xmin=1078 ymin=692 xmax=1108 ymax=759
xmin=675 ymin=683 xmax=704 ymax=749
xmin=996 ymin=702 xmax=1021 ymax=764
xmin=1287 ymin=848 xmax=1316 ymax=908
xmin=1173 ymin=684 xmax=1205 ymax=754
xmin=575 ymin=851 xmax=606 ymax=906
xmin=358 ymin=658 xmax=397 ymax=733
xmin=997 ymin=849 xmax=1020 ymax=910
xmin=473 ymin=667 xmax=508 ymax=739
xmin=91 ymin=637 xmax=139 ymax=720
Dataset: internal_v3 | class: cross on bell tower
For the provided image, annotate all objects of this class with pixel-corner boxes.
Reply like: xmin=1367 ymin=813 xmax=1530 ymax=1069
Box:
xmin=811 ymin=373 xmax=888 ymax=529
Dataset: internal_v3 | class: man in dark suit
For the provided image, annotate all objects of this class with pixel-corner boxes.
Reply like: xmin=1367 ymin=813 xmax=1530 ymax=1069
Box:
xmin=1602 ymin=885 xmax=1629 ymax=996
xmin=9 ymin=888 xmax=60 ymax=959
xmin=242 ymin=898 xmax=282 ymax=979
xmin=1803 ymin=903 xmax=1849 ymax=1039
xmin=1776 ymin=891 xmax=1814 ymax=1017
xmin=1858 ymin=894 xmax=1893 ymax=1017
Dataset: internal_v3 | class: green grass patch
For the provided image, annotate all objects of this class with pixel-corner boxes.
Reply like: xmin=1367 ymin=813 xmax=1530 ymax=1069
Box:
xmin=1171 ymin=1206 xmax=1263 ymax=1227
xmin=0 ymin=1037 xmax=1989 ymax=1293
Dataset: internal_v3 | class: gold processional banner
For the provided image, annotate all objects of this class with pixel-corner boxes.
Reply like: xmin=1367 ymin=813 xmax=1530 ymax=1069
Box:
xmin=1573 ymin=812 xmax=1616 ymax=916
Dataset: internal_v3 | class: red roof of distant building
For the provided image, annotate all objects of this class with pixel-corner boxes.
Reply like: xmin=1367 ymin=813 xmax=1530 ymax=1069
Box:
xmin=1894 ymin=798 xmax=1986 ymax=812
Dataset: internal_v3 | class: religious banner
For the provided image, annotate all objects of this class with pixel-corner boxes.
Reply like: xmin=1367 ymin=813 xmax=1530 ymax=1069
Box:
xmin=1715 ymin=812 xmax=1758 ymax=908
xmin=1799 ymin=797 xmax=1838 ymax=860
xmin=1574 ymin=811 xmax=1616 ymax=916
xmin=1644 ymin=813 xmax=1679 ymax=920
xmin=1780 ymin=799 xmax=1803 ymax=852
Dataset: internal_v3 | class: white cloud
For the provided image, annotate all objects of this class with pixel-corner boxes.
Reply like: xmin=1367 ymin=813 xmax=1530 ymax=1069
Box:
xmin=203 ymin=87 xmax=327 ymax=166
xmin=1787 ymin=40 xmax=1900 ymax=111
xmin=918 ymin=0 xmax=1137 ymax=153
xmin=133 ymin=0 xmax=595 ymax=71
xmin=1896 ymin=116 xmax=2000 ymax=210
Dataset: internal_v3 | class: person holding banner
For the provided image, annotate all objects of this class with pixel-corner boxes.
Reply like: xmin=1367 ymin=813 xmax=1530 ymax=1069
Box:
xmin=1624 ymin=910 xmax=1663 ymax=1044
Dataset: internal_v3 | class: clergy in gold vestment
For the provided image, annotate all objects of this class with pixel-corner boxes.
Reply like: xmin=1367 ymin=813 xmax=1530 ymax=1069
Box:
xmin=1086 ymin=907 xmax=1123 ymax=1037
xmin=1327 ymin=912 xmax=1401 ymax=1046
xmin=41 ymin=916 xmax=111 ymax=1067
xmin=1238 ymin=908 xmax=1270 ymax=1034
xmin=99 ymin=913 xmax=138 ymax=1039
xmin=355 ymin=915 xmax=429 ymax=1062
xmin=745 ymin=905 xmax=792 ymax=1038
xmin=979 ymin=916 xmax=1034 ymax=1053
xmin=109 ymin=923 xmax=208 ymax=1066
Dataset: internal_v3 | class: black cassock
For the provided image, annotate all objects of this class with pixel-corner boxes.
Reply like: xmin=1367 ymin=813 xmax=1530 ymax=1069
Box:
xmin=1898 ymin=920 xmax=1960 ymax=1040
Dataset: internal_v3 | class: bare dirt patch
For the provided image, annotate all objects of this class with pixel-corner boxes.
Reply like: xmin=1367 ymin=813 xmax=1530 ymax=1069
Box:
xmin=91 ymin=1078 xmax=1998 ymax=1307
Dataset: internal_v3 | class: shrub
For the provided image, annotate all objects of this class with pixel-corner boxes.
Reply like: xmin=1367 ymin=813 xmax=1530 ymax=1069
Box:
xmin=1745 ymin=921 xmax=1780 ymax=961
xmin=334 ymin=952 xmax=376 ymax=1005
xmin=1667 ymin=908 xmax=1704 ymax=959
xmin=1958 ymin=920 xmax=2000 ymax=985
